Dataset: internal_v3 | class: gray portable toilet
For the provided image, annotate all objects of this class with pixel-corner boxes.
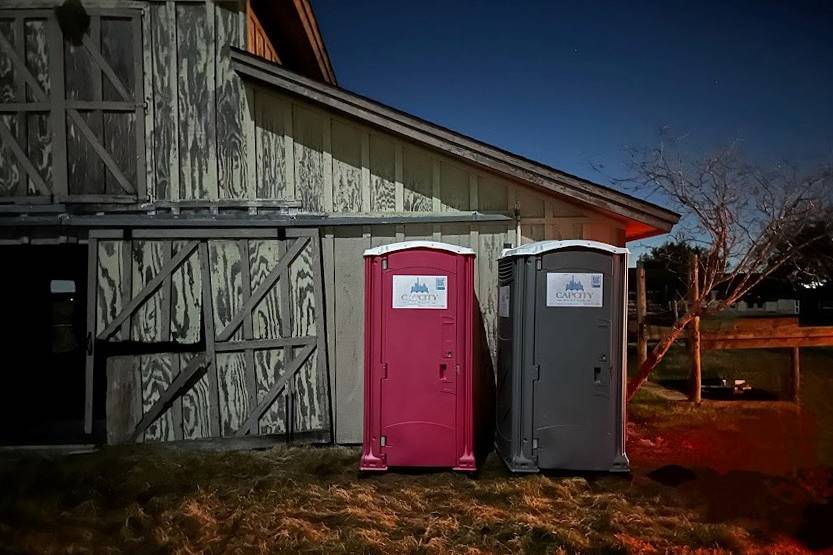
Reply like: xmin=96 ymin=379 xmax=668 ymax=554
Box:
xmin=495 ymin=240 xmax=629 ymax=472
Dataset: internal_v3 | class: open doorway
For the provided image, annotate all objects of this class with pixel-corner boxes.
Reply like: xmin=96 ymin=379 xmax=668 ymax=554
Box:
xmin=0 ymin=245 xmax=89 ymax=444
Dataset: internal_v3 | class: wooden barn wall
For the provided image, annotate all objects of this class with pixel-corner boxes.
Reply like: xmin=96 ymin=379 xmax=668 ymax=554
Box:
xmin=247 ymin=89 xmax=630 ymax=444
xmin=0 ymin=13 xmax=52 ymax=198
xmin=0 ymin=0 xmax=634 ymax=240
xmin=248 ymin=85 xmax=627 ymax=245
xmin=97 ymin=234 xmax=328 ymax=443
xmin=147 ymin=0 xmax=249 ymax=201
xmin=0 ymin=1 xmax=249 ymax=202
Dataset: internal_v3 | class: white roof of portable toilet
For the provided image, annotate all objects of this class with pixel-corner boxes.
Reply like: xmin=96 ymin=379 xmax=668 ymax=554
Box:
xmin=500 ymin=240 xmax=629 ymax=259
xmin=364 ymin=240 xmax=476 ymax=257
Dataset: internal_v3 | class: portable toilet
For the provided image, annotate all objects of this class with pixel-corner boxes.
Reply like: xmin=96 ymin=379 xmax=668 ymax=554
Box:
xmin=495 ymin=240 xmax=629 ymax=472
xmin=360 ymin=241 xmax=477 ymax=472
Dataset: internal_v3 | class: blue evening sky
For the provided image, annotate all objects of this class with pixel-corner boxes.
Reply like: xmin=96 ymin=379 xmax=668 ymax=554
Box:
xmin=314 ymin=1 xmax=833 ymax=256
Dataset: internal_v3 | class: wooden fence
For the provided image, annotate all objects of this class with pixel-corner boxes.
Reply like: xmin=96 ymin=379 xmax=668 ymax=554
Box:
xmin=635 ymin=263 xmax=833 ymax=404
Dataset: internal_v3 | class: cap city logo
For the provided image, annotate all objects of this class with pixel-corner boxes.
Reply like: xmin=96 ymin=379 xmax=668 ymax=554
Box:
xmin=546 ymin=272 xmax=604 ymax=308
xmin=392 ymin=274 xmax=449 ymax=309
xmin=554 ymin=274 xmax=595 ymax=302
xmin=404 ymin=278 xmax=439 ymax=302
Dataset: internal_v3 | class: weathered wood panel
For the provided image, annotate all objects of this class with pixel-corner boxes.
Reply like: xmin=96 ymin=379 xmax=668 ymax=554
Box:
xmin=439 ymin=222 xmax=470 ymax=248
xmin=100 ymin=16 xmax=134 ymax=102
xmin=150 ymin=2 xmax=178 ymax=200
xmin=102 ymin=111 xmax=136 ymax=194
xmin=0 ymin=113 xmax=21 ymax=195
xmin=254 ymin=89 xmax=288 ymax=199
xmin=369 ymin=133 xmax=396 ymax=211
xmin=478 ymin=174 xmax=508 ymax=212
xmin=106 ymin=356 xmax=142 ymax=445
xmin=293 ymin=104 xmax=324 ymax=211
xmin=215 ymin=3 xmax=247 ymax=199
xmin=182 ymin=351 xmax=211 ymax=439
xmin=255 ymin=347 xmax=288 ymax=434
xmin=331 ymin=119 xmax=362 ymax=212
xmin=98 ymin=232 xmax=329 ymax=443
xmin=176 ymin=2 xmax=217 ymax=200
xmin=0 ymin=19 xmax=16 ymax=103
xmin=402 ymin=144 xmax=433 ymax=211
xmin=96 ymin=240 xmax=127 ymax=340
xmin=477 ymin=221 xmax=509 ymax=370
xmin=208 ymin=239 xmax=243 ymax=336
xmin=217 ymin=351 xmax=248 ymax=435
xmin=25 ymin=111 xmax=50 ymax=194
xmin=140 ymin=354 xmax=176 ymax=441
xmin=23 ymin=18 xmax=50 ymax=194
xmin=170 ymin=240 xmax=202 ymax=343
xmin=289 ymin=240 xmax=325 ymax=433
xmin=332 ymin=227 xmax=369 ymax=443
xmin=66 ymin=110 xmax=105 ymax=194
xmin=131 ymin=241 xmax=165 ymax=342
xmin=0 ymin=18 xmax=20 ymax=195
xmin=439 ymin=161 xmax=469 ymax=211
xmin=131 ymin=240 xmax=178 ymax=442
xmin=250 ymin=239 xmax=284 ymax=338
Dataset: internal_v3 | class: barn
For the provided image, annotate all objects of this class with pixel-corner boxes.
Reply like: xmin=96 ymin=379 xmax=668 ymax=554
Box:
xmin=0 ymin=0 xmax=678 ymax=446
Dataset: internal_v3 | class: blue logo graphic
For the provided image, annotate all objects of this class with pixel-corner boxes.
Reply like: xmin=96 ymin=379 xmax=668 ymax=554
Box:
xmin=592 ymin=275 xmax=602 ymax=288
xmin=411 ymin=279 xmax=430 ymax=294
xmin=565 ymin=275 xmax=584 ymax=292
xmin=436 ymin=277 xmax=446 ymax=290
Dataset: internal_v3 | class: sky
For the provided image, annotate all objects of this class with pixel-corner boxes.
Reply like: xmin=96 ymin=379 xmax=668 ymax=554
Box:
xmin=313 ymin=1 xmax=833 ymax=256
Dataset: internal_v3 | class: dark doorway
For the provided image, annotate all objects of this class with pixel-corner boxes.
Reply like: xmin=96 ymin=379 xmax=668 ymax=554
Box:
xmin=0 ymin=245 xmax=89 ymax=444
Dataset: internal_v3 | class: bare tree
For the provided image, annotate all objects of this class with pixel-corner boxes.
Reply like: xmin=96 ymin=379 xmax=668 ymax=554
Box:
xmin=623 ymin=137 xmax=832 ymax=400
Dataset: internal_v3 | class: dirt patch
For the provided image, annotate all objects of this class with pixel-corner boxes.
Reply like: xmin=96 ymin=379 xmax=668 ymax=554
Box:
xmin=629 ymin=397 xmax=833 ymax=553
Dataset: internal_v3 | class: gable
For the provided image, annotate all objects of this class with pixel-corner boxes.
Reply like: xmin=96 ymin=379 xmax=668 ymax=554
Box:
xmin=233 ymin=49 xmax=679 ymax=241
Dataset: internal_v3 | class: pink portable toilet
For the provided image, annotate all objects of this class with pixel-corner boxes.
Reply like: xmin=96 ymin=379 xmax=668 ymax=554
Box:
xmin=360 ymin=241 xmax=476 ymax=472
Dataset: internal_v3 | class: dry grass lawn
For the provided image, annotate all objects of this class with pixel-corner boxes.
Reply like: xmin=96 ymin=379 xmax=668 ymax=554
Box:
xmin=0 ymin=443 xmax=757 ymax=554
xmin=1 ymin=348 xmax=831 ymax=553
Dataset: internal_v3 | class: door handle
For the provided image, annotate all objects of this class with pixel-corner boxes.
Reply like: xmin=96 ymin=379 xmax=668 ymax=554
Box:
xmin=593 ymin=366 xmax=601 ymax=384
xmin=440 ymin=363 xmax=448 ymax=381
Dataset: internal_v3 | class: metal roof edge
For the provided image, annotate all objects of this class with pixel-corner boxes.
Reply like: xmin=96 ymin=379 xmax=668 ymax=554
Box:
xmin=500 ymin=240 xmax=630 ymax=259
xmin=364 ymin=241 xmax=476 ymax=257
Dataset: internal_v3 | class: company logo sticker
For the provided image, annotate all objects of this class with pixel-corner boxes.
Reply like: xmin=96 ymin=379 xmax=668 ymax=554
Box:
xmin=393 ymin=275 xmax=448 ymax=309
xmin=546 ymin=273 xmax=604 ymax=307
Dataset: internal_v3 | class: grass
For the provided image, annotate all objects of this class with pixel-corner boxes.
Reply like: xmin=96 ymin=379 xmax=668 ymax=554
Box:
xmin=633 ymin=346 xmax=833 ymax=466
xmin=0 ymin=444 xmax=757 ymax=554
xmin=0 ymin=349 xmax=830 ymax=553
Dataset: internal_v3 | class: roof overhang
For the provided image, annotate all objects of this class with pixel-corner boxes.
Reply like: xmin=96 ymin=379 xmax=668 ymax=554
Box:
xmin=230 ymin=49 xmax=679 ymax=241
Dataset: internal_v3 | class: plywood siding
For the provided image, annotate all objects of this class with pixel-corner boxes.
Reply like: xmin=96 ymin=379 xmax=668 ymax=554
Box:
xmin=249 ymin=86 xmax=625 ymax=244
xmin=98 ymin=231 xmax=329 ymax=444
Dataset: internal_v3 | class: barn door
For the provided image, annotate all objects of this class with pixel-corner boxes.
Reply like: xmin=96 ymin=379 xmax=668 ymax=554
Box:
xmin=0 ymin=9 xmax=145 ymax=202
xmin=87 ymin=228 xmax=330 ymax=444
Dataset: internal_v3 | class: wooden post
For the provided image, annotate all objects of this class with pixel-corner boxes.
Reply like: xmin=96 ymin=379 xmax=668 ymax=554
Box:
xmin=688 ymin=254 xmax=702 ymax=404
xmin=636 ymin=263 xmax=648 ymax=369
xmin=790 ymin=346 xmax=801 ymax=404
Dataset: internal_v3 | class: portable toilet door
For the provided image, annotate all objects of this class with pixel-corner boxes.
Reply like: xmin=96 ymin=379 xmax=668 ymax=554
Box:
xmin=360 ymin=241 xmax=476 ymax=472
xmin=496 ymin=240 xmax=629 ymax=472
